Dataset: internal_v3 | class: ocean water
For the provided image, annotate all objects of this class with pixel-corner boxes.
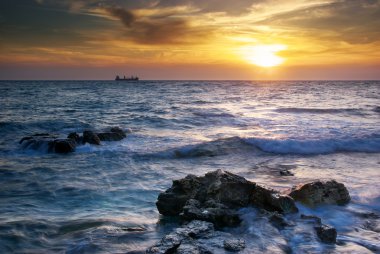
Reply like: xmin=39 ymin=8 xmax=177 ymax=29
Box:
xmin=0 ymin=80 xmax=379 ymax=253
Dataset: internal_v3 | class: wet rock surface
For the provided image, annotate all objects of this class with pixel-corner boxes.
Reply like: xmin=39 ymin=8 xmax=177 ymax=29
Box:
xmin=223 ymin=239 xmax=246 ymax=252
xmin=288 ymin=180 xmax=350 ymax=206
xmin=156 ymin=169 xmax=298 ymax=226
xmin=19 ymin=127 xmax=128 ymax=153
xmin=147 ymin=220 xmax=240 ymax=254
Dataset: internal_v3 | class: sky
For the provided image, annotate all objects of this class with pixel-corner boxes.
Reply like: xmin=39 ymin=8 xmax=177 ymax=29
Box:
xmin=0 ymin=0 xmax=379 ymax=80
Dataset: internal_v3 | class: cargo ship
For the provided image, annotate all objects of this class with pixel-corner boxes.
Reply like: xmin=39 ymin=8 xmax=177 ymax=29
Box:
xmin=115 ymin=75 xmax=139 ymax=81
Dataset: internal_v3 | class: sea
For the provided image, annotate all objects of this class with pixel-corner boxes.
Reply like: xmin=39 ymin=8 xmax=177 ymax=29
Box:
xmin=0 ymin=80 xmax=379 ymax=253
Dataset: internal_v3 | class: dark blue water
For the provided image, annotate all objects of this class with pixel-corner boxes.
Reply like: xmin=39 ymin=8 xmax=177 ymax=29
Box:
xmin=0 ymin=81 xmax=379 ymax=253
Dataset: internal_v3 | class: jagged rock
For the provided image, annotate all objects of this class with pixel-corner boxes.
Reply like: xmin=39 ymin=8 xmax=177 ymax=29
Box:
xmin=175 ymin=220 xmax=214 ymax=239
xmin=156 ymin=169 xmax=298 ymax=221
xmin=146 ymin=233 xmax=182 ymax=253
xmin=315 ymin=224 xmax=337 ymax=244
xmin=288 ymin=180 xmax=350 ymax=206
xmin=147 ymin=221 xmax=214 ymax=254
xmin=223 ymin=239 xmax=246 ymax=252
xmin=83 ymin=130 xmax=101 ymax=145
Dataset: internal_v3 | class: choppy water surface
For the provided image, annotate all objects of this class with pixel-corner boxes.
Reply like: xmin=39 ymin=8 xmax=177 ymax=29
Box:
xmin=0 ymin=80 xmax=379 ymax=253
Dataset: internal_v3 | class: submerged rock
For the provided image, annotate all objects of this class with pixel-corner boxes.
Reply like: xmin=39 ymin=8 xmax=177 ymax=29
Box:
xmin=52 ymin=139 xmax=76 ymax=153
xmin=19 ymin=134 xmax=76 ymax=153
xmin=280 ymin=170 xmax=294 ymax=176
xmin=83 ymin=130 xmax=101 ymax=145
xmin=156 ymin=170 xmax=298 ymax=227
xmin=97 ymin=126 xmax=127 ymax=141
xmin=19 ymin=126 xmax=128 ymax=154
xmin=315 ymin=224 xmax=337 ymax=244
xmin=288 ymin=180 xmax=350 ymax=206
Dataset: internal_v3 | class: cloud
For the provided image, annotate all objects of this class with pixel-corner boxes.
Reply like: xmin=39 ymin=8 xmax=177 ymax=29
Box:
xmin=104 ymin=6 xmax=213 ymax=45
xmin=258 ymin=0 xmax=380 ymax=44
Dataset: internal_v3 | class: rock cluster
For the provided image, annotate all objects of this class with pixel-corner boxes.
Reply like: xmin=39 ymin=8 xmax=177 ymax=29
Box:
xmin=149 ymin=170 xmax=351 ymax=252
xmin=19 ymin=127 xmax=128 ymax=153
xmin=156 ymin=169 xmax=298 ymax=228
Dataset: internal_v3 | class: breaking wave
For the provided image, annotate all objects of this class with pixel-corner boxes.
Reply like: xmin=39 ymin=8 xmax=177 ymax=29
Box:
xmin=154 ymin=135 xmax=380 ymax=158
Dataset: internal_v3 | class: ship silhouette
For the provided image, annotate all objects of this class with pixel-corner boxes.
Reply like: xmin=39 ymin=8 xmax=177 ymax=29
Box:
xmin=115 ymin=75 xmax=139 ymax=81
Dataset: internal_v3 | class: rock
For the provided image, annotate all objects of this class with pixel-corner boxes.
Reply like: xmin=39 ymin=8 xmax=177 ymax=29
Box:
xmin=177 ymin=243 xmax=213 ymax=254
xmin=147 ymin=221 xmax=214 ymax=254
xmin=223 ymin=239 xmax=246 ymax=252
xmin=96 ymin=126 xmax=127 ymax=141
xmin=300 ymin=214 xmax=322 ymax=224
xmin=280 ymin=170 xmax=294 ymax=176
xmin=251 ymin=185 xmax=298 ymax=213
xmin=156 ymin=169 xmax=298 ymax=220
xmin=67 ymin=132 xmax=83 ymax=143
xmin=269 ymin=212 xmax=292 ymax=229
xmin=288 ymin=180 xmax=350 ymax=206
xmin=122 ymin=226 xmax=146 ymax=232
xmin=175 ymin=220 xmax=214 ymax=239
xmin=146 ymin=233 xmax=182 ymax=253
xmin=52 ymin=139 xmax=76 ymax=153
xmin=181 ymin=199 xmax=241 ymax=228
xmin=97 ymin=132 xmax=124 ymax=141
xmin=19 ymin=134 xmax=75 ymax=153
xmin=110 ymin=126 xmax=127 ymax=137
xmin=82 ymin=130 xmax=101 ymax=145
xmin=315 ymin=224 xmax=337 ymax=244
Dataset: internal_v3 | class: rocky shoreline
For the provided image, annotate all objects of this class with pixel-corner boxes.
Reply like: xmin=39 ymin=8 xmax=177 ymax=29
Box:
xmin=147 ymin=169 xmax=351 ymax=253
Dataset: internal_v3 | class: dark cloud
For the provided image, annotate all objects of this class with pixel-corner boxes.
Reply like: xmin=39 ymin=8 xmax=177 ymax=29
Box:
xmin=38 ymin=0 xmax=263 ymax=15
xmin=0 ymin=0 xmax=113 ymax=47
xmin=105 ymin=7 xmax=136 ymax=27
xmin=105 ymin=6 xmax=213 ymax=45
xmin=259 ymin=0 xmax=380 ymax=44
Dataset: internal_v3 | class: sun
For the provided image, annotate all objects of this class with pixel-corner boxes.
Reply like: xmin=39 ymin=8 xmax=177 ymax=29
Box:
xmin=242 ymin=44 xmax=287 ymax=67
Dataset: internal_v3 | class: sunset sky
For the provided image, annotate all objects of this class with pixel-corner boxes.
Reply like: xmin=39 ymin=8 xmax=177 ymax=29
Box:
xmin=0 ymin=0 xmax=379 ymax=80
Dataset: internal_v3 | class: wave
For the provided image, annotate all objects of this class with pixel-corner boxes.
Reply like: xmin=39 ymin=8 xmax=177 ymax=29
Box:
xmin=152 ymin=137 xmax=256 ymax=158
xmin=245 ymin=135 xmax=380 ymax=155
xmin=275 ymin=107 xmax=362 ymax=114
xmin=153 ymin=135 xmax=380 ymax=158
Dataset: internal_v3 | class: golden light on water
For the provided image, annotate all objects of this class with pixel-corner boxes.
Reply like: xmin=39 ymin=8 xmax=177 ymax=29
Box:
xmin=242 ymin=45 xmax=287 ymax=67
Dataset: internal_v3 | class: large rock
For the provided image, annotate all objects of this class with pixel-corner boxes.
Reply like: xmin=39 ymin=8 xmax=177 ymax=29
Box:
xmin=156 ymin=169 xmax=298 ymax=225
xmin=288 ymin=180 xmax=350 ymax=206
xmin=96 ymin=126 xmax=128 ymax=141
